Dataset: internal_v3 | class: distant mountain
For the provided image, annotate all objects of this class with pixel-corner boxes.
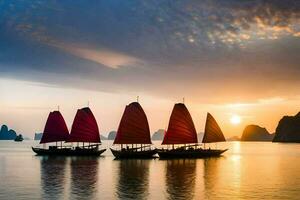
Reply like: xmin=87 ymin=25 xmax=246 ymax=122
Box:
xmin=227 ymin=136 xmax=240 ymax=141
xmin=241 ymin=125 xmax=274 ymax=141
xmin=107 ymin=131 xmax=117 ymax=140
xmin=152 ymin=129 xmax=165 ymax=140
xmin=197 ymin=132 xmax=204 ymax=142
xmin=34 ymin=133 xmax=43 ymax=140
xmin=100 ymin=134 xmax=107 ymax=140
xmin=0 ymin=125 xmax=17 ymax=140
xmin=273 ymin=112 xmax=300 ymax=143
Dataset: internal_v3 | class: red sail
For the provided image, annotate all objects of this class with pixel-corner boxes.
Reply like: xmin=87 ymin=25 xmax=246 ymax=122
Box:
xmin=68 ymin=107 xmax=101 ymax=143
xmin=162 ymin=103 xmax=198 ymax=144
xmin=40 ymin=111 xmax=69 ymax=144
xmin=114 ymin=102 xmax=151 ymax=144
xmin=202 ymin=113 xmax=226 ymax=143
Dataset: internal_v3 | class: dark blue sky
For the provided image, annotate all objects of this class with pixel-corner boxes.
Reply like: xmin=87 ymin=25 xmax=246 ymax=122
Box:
xmin=1 ymin=0 xmax=300 ymax=102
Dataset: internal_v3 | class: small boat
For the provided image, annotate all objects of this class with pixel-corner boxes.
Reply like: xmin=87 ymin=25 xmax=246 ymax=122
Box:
xmin=110 ymin=102 xmax=156 ymax=159
xmin=14 ymin=134 xmax=24 ymax=142
xmin=32 ymin=107 xmax=106 ymax=156
xmin=157 ymin=103 xmax=227 ymax=158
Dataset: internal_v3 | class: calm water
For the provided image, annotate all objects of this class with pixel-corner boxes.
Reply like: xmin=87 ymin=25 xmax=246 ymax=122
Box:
xmin=1 ymin=141 xmax=300 ymax=200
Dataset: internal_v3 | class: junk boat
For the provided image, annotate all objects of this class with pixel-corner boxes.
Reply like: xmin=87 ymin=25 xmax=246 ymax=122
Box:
xmin=110 ymin=102 xmax=156 ymax=159
xmin=32 ymin=107 xmax=106 ymax=156
xmin=157 ymin=103 xmax=227 ymax=158
xmin=14 ymin=134 xmax=24 ymax=142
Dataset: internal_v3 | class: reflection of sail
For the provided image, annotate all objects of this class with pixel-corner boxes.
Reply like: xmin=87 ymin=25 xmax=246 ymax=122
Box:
xmin=165 ymin=159 xmax=197 ymax=199
xmin=203 ymin=158 xmax=221 ymax=199
xmin=70 ymin=157 xmax=99 ymax=199
xmin=116 ymin=160 xmax=150 ymax=199
xmin=40 ymin=157 xmax=67 ymax=199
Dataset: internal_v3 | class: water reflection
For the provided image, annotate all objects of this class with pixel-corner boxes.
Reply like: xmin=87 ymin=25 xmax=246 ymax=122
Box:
xmin=203 ymin=158 xmax=222 ymax=199
xmin=70 ymin=157 xmax=99 ymax=200
xmin=40 ymin=157 xmax=67 ymax=199
xmin=165 ymin=159 xmax=197 ymax=200
xmin=116 ymin=159 xmax=150 ymax=200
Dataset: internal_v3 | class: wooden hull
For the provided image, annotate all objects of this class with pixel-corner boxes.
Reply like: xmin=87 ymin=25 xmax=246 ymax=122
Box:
xmin=32 ymin=147 xmax=106 ymax=156
xmin=157 ymin=148 xmax=228 ymax=159
xmin=110 ymin=148 xmax=157 ymax=159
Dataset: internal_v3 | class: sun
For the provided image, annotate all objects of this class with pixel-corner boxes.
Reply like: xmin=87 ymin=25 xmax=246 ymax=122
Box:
xmin=230 ymin=115 xmax=241 ymax=125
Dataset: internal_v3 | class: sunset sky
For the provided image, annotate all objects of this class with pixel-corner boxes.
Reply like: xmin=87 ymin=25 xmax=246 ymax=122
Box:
xmin=1 ymin=0 xmax=300 ymax=138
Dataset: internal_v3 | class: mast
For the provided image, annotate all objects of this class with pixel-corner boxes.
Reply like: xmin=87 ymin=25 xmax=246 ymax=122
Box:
xmin=162 ymin=103 xmax=198 ymax=145
xmin=113 ymin=102 xmax=152 ymax=145
xmin=202 ymin=113 xmax=226 ymax=143
xmin=40 ymin=111 xmax=69 ymax=144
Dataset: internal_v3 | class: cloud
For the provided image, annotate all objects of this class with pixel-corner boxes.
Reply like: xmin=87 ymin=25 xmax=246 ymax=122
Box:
xmin=5 ymin=1 xmax=300 ymax=49
xmin=1 ymin=0 xmax=300 ymax=103
xmin=49 ymin=42 xmax=142 ymax=69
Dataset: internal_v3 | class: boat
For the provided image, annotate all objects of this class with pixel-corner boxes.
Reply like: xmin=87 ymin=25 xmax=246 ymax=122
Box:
xmin=110 ymin=102 xmax=157 ymax=159
xmin=157 ymin=104 xmax=227 ymax=158
xmin=14 ymin=134 xmax=24 ymax=142
xmin=32 ymin=110 xmax=71 ymax=155
xmin=66 ymin=107 xmax=106 ymax=156
xmin=32 ymin=107 xmax=106 ymax=156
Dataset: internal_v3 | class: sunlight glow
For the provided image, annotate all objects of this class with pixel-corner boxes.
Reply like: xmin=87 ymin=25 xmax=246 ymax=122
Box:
xmin=230 ymin=115 xmax=241 ymax=125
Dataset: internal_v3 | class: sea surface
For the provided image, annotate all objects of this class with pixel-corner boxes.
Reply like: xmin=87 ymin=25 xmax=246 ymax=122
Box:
xmin=0 ymin=141 xmax=300 ymax=200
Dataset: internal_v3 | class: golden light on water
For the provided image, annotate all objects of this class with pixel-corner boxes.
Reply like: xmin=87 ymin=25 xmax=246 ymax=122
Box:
xmin=230 ymin=115 xmax=241 ymax=125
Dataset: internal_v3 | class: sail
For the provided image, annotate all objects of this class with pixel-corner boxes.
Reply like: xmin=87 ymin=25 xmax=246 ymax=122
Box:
xmin=114 ymin=102 xmax=151 ymax=144
xmin=202 ymin=113 xmax=226 ymax=143
xmin=162 ymin=103 xmax=198 ymax=144
xmin=67 ymin=107 xmax=101 ymax=143
xmin=40 ymin=111 xmax=69 ymax=144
